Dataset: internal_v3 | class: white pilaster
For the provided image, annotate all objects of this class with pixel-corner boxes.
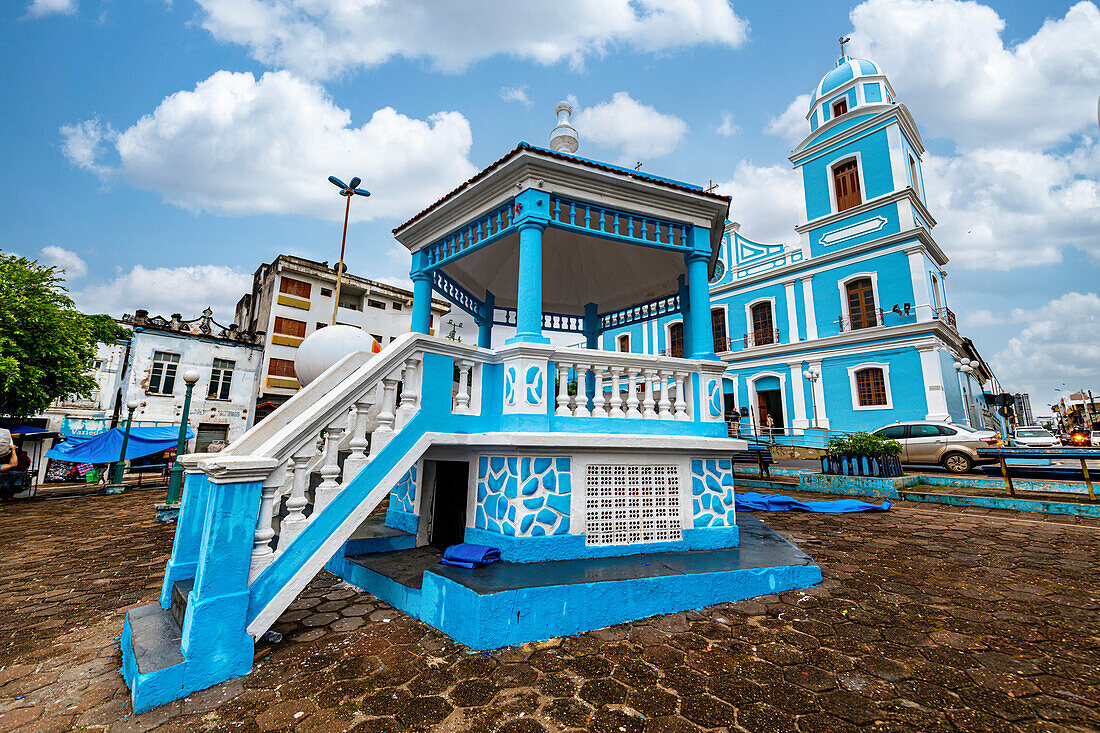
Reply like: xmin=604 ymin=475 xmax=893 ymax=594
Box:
xmin=907 ymin=247 xmax=933 ymax=322
xmin=919 ymin=344 xmax=951 ymax=421
xmin=784 ymin=280 xmax=800 ymax=343
xmin=801 ymin=276 xmax=818 ymax=341
xmin=807 ymin=360 xmax=829 ymax=429
xmin=788 ymin=362 xmax=808 ymax=432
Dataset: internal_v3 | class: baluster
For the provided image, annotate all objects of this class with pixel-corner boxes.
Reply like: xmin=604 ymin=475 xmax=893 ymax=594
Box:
xmin=371 ymin=376 xmax=400 ymax=456
xmin=628 ymin=216 xmax=634 ymax=238
xmin=569 ymin=202 xmax=576 ymax=225
xmin=598 ymin=209 xmax=605 ymax=231
xmin=248 ymin=469 xmax=281 ymax=580
xmin=592 ymin=366 xmax=607 ymax=417
xmin=608 ymin=367 xmax=625 ymax=418
xmin=553 ymin=198 xmax=560 ymax=221
xmin=584 ymin=206 xmax=591 ymax=230
xmin=613 ymin=212 xmax=620 ymax=235
xmin=640 ymin=218 xmax=647 ymax=240
xmin=572 ymin=365 xmax=591 ymax=417
xmin=642 ymin=369 xmax=657 ymax=418
xmin=395 ymin=355 xmax=421 ymax=427
xmin=625 ymin=370 xmax=641 ymax=419
xmin=278 ymin=449 xmax=312 ymax=547
xmin=314 ymin=423 xmax=345 ymax=513
xmin=344 ymin=399 xmax=371 ymax=480
xmin=555 ymin=362 xmax=572 ymax=416
xmin=455 ymin=360 xmax=473 ymax=413
xmin=657 ymin=370 xmax=673 ymax=419
xmin=673 ymin=372 xmax=690 ymax=421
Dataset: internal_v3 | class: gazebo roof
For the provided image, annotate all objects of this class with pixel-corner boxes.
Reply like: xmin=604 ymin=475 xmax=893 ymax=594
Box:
xmin=393 ymin=143 xmax=730 ymax=321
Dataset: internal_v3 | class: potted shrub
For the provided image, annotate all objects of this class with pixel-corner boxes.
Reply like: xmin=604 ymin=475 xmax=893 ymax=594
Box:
xmin=822 ymin=431 xmax=903 ymax=477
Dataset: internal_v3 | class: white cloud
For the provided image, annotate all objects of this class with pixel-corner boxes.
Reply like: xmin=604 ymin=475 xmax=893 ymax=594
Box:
xmin=924 ymin=140 xmax=1100 ymax=269
xmin=194 ymin=0 xmax=748 ymax=80
xmin=991 ymin=292 xmax=1100 ymax=402
xmin=713 ymin=161 xmax=802 ymax=245
xmin=499 ymin=86 xmax=531 ymax=106
xmin=39 ymin=246 xmax=88 ymax=279
xmin=74 ymin=264 xmax=252 ymax=320
xmin=61 ymin=70 xmax=478 ymax=222
xmin=715 ymin=112 xmax=741 ymax=138
xmin=59 ymin=117 xmax=116 ymax=176
xmin=574 ymin=92 xmax=688 ymax=165
xmin=26 ymin=0 xmax=76 ymax=17
xmin=764 ymin=93 xmax=811 ymax=145
xmin=847 ymin=0 xmax=1100 ymax=150
xmin=959 ymin=309 xmax=1004 ymax=328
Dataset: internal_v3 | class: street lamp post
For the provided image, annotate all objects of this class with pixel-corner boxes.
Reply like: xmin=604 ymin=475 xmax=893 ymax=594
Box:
xmin=165 ymin=369 xmax=201 ymax=507
xmin=326 ymin=176 xmax=371 ymax=325
xmin=802 ymin=368 xmax=821 ymax=430
xmin=108 ymin=397 xmax=141 ymax=490
xmin=953 ymin=359 xmax=972 ymax=427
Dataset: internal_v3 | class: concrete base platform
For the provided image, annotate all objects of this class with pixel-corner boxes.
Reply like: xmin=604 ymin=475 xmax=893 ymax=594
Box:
xmin=333 ymin=516 xmax=822 ymax=650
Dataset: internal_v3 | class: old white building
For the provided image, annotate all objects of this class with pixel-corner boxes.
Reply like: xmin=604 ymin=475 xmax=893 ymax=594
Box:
xmin=234 ymin=255 xmax=451 ymax=417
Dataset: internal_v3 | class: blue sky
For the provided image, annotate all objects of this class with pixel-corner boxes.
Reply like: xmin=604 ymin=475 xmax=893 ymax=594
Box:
xmin=2 ymin=0 xmax=1098 ymax=418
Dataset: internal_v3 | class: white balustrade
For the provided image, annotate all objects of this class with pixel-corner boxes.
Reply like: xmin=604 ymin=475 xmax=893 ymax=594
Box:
xmin=642 ymin=369 xmax=657 ymax=419
xmin=248 ymin=471 xmax=281 ymax=581
xmin=371 ymin=376 xmax=400 ymax=455
xmin=343 ymin=400 xmax=371 ymax=480
xmin=555 ymin=363 xmax=571 ymax=416
xmin=572 ymin=365 xmax=592 ymax=417
xmin=454 ymin=360 xmax=473 ymax=413
xmin=625 ymin=370 xmax=641 ymax=418
xmin=674 ymin=373 xmax=690 ymax=421
xmin=657 ymin=371 xmax=673 ymax=419
xmin=314 ymin=422 xmax=345 ymax=513
xmin=277 ymin=449 xmax=312 ymax=551
xmin=395 ymin=355 xmax=421 ymax=428
xmin=608 ymin=367 xmax=625 ymax=418
xmin=592 ymin=366 xmax=607 ymax=417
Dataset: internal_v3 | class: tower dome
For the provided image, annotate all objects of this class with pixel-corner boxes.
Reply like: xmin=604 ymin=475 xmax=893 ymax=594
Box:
xmin=810 ymin=56 xmax=882 ymax=105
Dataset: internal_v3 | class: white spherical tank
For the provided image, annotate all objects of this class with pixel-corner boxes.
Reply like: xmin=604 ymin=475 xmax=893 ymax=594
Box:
xmin=294 ymin=325 xmax=377 ymax=386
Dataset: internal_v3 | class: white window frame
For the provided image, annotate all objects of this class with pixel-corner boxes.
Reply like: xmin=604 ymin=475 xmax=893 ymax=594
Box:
xmin=847 ymin=362 xmax=893 ymax=410
xmin=148 ymin=351 xmax=181 ymax=396
xmin=663 ymin=318 xmax=684 ymax=357
xmin=744 ymin=296 xmax=777 ymax=347
xmin=836 ymin=272 xmax=881 ymax=327
xmin=208 ymin=358 xmax=236 ymax=401
xmin=617 ymin=333 xmax=631 ymax=353
xmin=825 ymin=152 xmax=867 ymax=215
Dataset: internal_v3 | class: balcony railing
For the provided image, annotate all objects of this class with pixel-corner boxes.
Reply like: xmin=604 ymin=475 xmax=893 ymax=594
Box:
xmin=741 ymin=329 xmax=780 ymax=348
xmin=933 ymin=306 xmax=957 ymax=328
xmin=837 ymin=309 xmax=884 ymax=332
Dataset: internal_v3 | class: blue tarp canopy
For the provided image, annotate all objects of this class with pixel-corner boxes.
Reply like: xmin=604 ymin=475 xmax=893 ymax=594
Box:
xmin=735 ymin=492 xmax=890 ymax=513
xmin=45 ymin=426 xmax=194 ymax=463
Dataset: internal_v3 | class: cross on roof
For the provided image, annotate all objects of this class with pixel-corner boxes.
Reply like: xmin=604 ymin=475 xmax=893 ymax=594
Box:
xmin=839 ymin=36 xmax=851 ymax=56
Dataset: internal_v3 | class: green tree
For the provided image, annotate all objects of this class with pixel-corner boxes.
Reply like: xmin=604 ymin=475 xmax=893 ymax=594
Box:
xmin=0 ymin=253 xmax=127 ymax=418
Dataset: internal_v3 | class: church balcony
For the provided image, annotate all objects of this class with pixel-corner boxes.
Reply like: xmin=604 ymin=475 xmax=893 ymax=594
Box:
xmin=737 ymin=329 xmax=782 ymax=349
xmin=933 ymin=306 xmax=957 ymax=329
xmin=836 ymin=309 xmax=885 ymax=332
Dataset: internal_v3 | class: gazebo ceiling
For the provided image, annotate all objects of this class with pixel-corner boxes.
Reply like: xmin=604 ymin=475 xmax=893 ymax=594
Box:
xmin=441 ymin=227 xmax=687 ymax=315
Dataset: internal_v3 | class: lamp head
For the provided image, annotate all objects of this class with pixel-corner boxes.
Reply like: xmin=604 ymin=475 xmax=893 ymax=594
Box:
xmin=126 ymin=397 xmax=140 ymax=410
xmin=182 ymin=369 xmax=201 ymax=385
xmin=953 ymin=361 xmax=962 ymax=371
xmin=803 ymin=370 xmax=812 ymax=379
xmin=962 ymin=365 xmax=973 ymax=374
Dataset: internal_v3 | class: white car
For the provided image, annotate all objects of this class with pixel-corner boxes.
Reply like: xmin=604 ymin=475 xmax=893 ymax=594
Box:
xmin=1012 ymin=426 xmax=1060 ymax=448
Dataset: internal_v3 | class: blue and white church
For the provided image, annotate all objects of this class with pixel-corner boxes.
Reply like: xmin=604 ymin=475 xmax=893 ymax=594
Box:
xmin=603 ymin=54 xmax=988 ymax=436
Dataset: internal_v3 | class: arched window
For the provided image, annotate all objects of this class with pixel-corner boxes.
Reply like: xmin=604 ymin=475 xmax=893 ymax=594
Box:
xmin=833 ymin=159 xmax=862 ymax=212
xmin=855 ymin=367 xmax=888 ymax=407
xmin=845 ymin=277 xmax=877 ymax=330
xmin=617 ymin=334 xmax=630 ymax=353
xmin=751 ymin=302 xmax=775 ymax=345
xmin=711 ymin=308 xmax=728 ymax=352
xmin=669 ymin=322 xmax=684 ymax=358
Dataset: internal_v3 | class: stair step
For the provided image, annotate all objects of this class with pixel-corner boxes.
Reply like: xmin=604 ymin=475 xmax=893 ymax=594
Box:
xmin=127 ymin=603 xmax=184 ymax=674
xmin=170 ymin=579 xmax=193 ymax=629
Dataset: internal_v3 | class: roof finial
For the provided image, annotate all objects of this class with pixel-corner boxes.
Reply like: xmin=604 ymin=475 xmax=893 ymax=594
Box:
xmin=549 ymin=101 xmax=579 ymax=154
xmin=838 ymin=35 xmax=851 ymax=60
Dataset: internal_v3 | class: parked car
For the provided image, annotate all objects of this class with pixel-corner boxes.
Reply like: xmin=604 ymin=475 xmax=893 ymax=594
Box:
xmin=872 ymin=421 xmax=999 ymax=473
xmin=1065 ymin=429 xmax=1091 ymax=447
xmin=1012 ymin=426 xmax=1060 ymax=448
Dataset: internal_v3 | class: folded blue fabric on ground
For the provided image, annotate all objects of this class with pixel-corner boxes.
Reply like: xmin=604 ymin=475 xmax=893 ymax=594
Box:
xmin=735 ymin=491 xmax=890 ymax=513
xmin=442 ymin=543 xmax=502 ymax=568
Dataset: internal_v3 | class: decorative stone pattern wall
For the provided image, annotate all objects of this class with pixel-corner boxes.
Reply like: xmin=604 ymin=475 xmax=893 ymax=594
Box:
xmin=391 ymin=466 xmax=417 ymax=513
xmin=691 ymin=458 xmax=736 ymax=527
xmin=476 ymin=456 xmax=571 ymax=536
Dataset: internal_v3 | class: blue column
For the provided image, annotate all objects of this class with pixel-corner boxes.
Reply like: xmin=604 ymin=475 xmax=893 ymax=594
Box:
xmin=508 ymin=189 xmax=551 ymax=345
xmin=410 ymin=250 xmax=433 ymax=335
xmin=583 ymin=302 xmax=599 ymax=350
xmin=686 ymin=227 xmax=716 ymax=360
xmin=159 ymin=470 xmax=211 ymax=608
xmin=677 ymin=274 xmax=692 ymax=358
xmin=477 ymin=291 xmax=495 ymax=348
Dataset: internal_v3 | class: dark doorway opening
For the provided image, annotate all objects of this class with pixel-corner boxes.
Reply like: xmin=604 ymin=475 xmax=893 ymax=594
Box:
xmin=429 ymin=460 xmax=469 ymax=551
xmin=756 ymin=389 xmax=785 ymax=436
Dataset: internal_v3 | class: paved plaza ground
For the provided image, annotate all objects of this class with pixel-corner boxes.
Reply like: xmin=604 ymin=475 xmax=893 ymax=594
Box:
xmin=0 ymin=490 xmax=1097 ymax=732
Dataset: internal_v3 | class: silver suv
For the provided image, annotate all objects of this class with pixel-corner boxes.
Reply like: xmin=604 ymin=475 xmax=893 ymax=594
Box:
xmin=872 ymin=421 xmax=999 ymax=473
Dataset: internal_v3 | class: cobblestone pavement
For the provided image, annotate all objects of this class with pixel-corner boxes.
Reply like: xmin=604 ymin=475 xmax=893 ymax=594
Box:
xmin=1 ymin=490 xmax=1097 ymax=732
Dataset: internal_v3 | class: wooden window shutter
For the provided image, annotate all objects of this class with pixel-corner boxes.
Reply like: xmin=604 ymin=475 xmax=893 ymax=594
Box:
xmin=833 ymin=159 xmax=862 ymax=212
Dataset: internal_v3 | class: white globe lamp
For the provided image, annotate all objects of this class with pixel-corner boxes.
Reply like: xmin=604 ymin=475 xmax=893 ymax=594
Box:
xmin=295 ymin=325 xmax=378 ymax=386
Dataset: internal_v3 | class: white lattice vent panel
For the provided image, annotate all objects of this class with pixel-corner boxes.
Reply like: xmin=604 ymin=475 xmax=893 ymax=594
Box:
xmin=585 ymin=464 xmax=682 ymax=546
